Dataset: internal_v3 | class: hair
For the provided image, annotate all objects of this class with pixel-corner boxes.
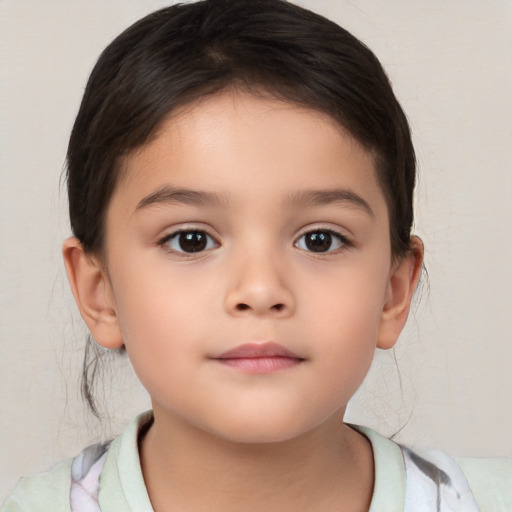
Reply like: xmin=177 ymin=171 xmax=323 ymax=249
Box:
xmin=66 ymin=0 xmax=417 ymax=416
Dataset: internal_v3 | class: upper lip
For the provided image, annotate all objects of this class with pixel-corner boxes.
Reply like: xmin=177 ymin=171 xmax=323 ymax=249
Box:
xmin=213 ymin=342 xmax=303 ymax=360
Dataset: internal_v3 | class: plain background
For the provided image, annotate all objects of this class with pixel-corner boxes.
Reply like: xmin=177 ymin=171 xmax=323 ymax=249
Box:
xmin=1 ymin=0 xmax=511 ymax=502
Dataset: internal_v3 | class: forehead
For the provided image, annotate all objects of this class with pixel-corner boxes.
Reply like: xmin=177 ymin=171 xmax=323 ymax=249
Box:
xmin=113 ymin=92 xmax=387 ymax=218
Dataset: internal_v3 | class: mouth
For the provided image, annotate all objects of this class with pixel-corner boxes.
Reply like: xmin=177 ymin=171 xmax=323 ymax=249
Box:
xmin=211 ymin=342 xmax=305 ymax=373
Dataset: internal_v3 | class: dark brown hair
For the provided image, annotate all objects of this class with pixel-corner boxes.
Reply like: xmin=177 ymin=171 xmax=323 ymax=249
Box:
xmin=66 ymin=0 xmax=416 ymax=416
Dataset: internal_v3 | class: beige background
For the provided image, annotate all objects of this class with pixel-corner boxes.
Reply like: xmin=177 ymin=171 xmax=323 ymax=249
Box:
xmin=1 ymin=0 xmax=511 ymax=502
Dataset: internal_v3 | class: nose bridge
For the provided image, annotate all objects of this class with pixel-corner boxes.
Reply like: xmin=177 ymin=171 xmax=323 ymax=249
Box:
xmin=224 ymin=240 xmax=295 ymax=317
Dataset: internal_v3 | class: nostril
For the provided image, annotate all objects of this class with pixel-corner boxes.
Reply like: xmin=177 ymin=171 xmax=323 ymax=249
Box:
xmin=234 ymin=303 xmax=286 ymax=312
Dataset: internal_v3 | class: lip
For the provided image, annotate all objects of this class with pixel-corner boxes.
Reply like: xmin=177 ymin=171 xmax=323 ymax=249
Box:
xmin=215 ymin=342 xmax=302 ymax=359
xmin=212 ymin=342 xmax=305 ymax=373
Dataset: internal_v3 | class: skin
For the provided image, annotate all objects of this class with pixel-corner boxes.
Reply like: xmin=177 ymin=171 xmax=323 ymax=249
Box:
xmin=63 ymin=92 xmax=423 ymax=511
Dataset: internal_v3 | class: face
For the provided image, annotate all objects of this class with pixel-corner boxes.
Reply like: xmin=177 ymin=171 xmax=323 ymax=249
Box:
xmin=102 ymin=92 xmax=398 ymax=443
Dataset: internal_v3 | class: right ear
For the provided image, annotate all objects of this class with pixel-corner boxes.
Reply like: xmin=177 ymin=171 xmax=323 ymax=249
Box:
xmin=62 ymin=237 xmax=124 ymax=349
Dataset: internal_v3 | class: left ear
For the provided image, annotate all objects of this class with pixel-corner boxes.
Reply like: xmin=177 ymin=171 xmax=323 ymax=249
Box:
xmin=377 ymin=236 xmax=424 ymax=350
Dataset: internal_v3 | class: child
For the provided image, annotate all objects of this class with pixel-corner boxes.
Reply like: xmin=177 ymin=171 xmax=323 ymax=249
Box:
xmin=3 ymin=0 xmax=511 ymax=510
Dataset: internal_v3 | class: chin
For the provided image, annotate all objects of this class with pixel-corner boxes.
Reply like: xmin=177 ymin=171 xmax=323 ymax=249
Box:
xmin=205 ymin=411 xmax=321 ymax=445
xmin=216 ymin=427 xmax=303 ymax=445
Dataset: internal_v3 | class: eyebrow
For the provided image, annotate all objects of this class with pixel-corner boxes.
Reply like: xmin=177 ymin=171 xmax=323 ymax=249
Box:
xmin=285 ymin=189 xmax=374 ymax=217
xmin=135 ymin=185 xmax=374 ymax=217
xmin=135 ymin=185 xmax=228 ymax=211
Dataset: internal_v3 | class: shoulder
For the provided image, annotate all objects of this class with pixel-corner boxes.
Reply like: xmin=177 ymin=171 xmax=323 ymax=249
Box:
xmin=401 ymin=444 xmax=512 ymax=511
xmin=456 ymin=456 xmax=512 ymax=511
xmin=1 ymin=458 xmax=73 ymax=512
xmin=352 ymin=424 xmax=512 ymax=511
xmin=2 ymin=412 xmax=153 ymax=512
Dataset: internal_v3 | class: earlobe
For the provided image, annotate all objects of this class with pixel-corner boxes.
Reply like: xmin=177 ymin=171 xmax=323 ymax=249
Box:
xmin=377 ymin=236 xmax=424 ymax=350
xmin=62 ymin=237 xmax=124 ymax=349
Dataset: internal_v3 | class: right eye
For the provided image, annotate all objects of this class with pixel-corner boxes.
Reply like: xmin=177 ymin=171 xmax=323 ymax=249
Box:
xmin=159 ymin=230 xmax=218 ymax=253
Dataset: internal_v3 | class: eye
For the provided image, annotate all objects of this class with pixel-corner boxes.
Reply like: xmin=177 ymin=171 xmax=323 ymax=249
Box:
xmin=294 ymin=229 xmax=348 ymax=253
xmin=160 ymin=230 xmax=218 ymax=253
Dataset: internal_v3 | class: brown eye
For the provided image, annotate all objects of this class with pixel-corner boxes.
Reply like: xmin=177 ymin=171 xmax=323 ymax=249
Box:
xmin=295 ymin=230 xmax=346 ymax=253
xmin=164 ymin=230 xmax=217 ymax=253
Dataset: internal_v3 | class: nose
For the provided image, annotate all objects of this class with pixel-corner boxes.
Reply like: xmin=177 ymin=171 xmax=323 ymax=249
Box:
xmin=224 ymin=250 xmax=295 ymax=318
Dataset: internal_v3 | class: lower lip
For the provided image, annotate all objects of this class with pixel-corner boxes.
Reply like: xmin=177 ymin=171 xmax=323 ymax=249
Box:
xmin=215 ymin=356 xmax=303 ymax=373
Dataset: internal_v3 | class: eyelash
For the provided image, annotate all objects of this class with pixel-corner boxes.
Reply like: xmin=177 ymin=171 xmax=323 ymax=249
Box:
xmin=157 ymin=227 xmax=352 ymax=255
xmin=157 ymin=229 xmax=219 ymax=255
xmin=294 ymin=228 xmax=352 ymax=254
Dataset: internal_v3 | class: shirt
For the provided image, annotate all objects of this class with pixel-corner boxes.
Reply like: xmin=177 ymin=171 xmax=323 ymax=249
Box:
xmin=3 ymin=411 xmax=512 ymax=511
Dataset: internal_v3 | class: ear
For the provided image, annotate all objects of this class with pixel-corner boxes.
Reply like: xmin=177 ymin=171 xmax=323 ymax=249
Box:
xmin=377 ymin=236 xmax=424 ymax=350
xmin=62 ymin=237 xmax=124 ymax=349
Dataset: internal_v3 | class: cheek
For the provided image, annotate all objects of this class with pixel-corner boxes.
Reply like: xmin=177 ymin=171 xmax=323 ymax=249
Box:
xmin=304 ymin=258 xmax=389 ymax=335
xmin=108 ymin=255 xmax=221 ymax=378
xmin=302 ymin=261 xmax=390 ymax=379
xmin=113 ymin=285 xmax=201 ymax=409
xmin=111 ymin=251 xmax=211 ymax=332
xmin=115 ymin=285 xmax=201 ymax=356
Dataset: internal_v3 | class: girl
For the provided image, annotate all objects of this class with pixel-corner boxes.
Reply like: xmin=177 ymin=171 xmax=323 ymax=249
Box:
xmin=2 ymin=1 xmax=511 ymax=510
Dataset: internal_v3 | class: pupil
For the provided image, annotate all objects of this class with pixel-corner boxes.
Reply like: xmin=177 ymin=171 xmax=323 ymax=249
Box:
xmin=179 ymin=232 xmax=207 ymax=252
xmin=305 ymin=232 xmax=331 ymax=252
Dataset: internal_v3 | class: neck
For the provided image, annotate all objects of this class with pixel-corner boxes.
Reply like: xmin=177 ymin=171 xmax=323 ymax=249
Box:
xmin=139 ymin=408 xmax=374 ymax=512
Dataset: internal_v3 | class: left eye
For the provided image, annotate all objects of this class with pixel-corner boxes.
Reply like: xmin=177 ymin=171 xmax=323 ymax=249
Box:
xmin=162 ymin=230 xmax=218 ymax=253
xmin=295 ymin=230 xmax=347 ymax=253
